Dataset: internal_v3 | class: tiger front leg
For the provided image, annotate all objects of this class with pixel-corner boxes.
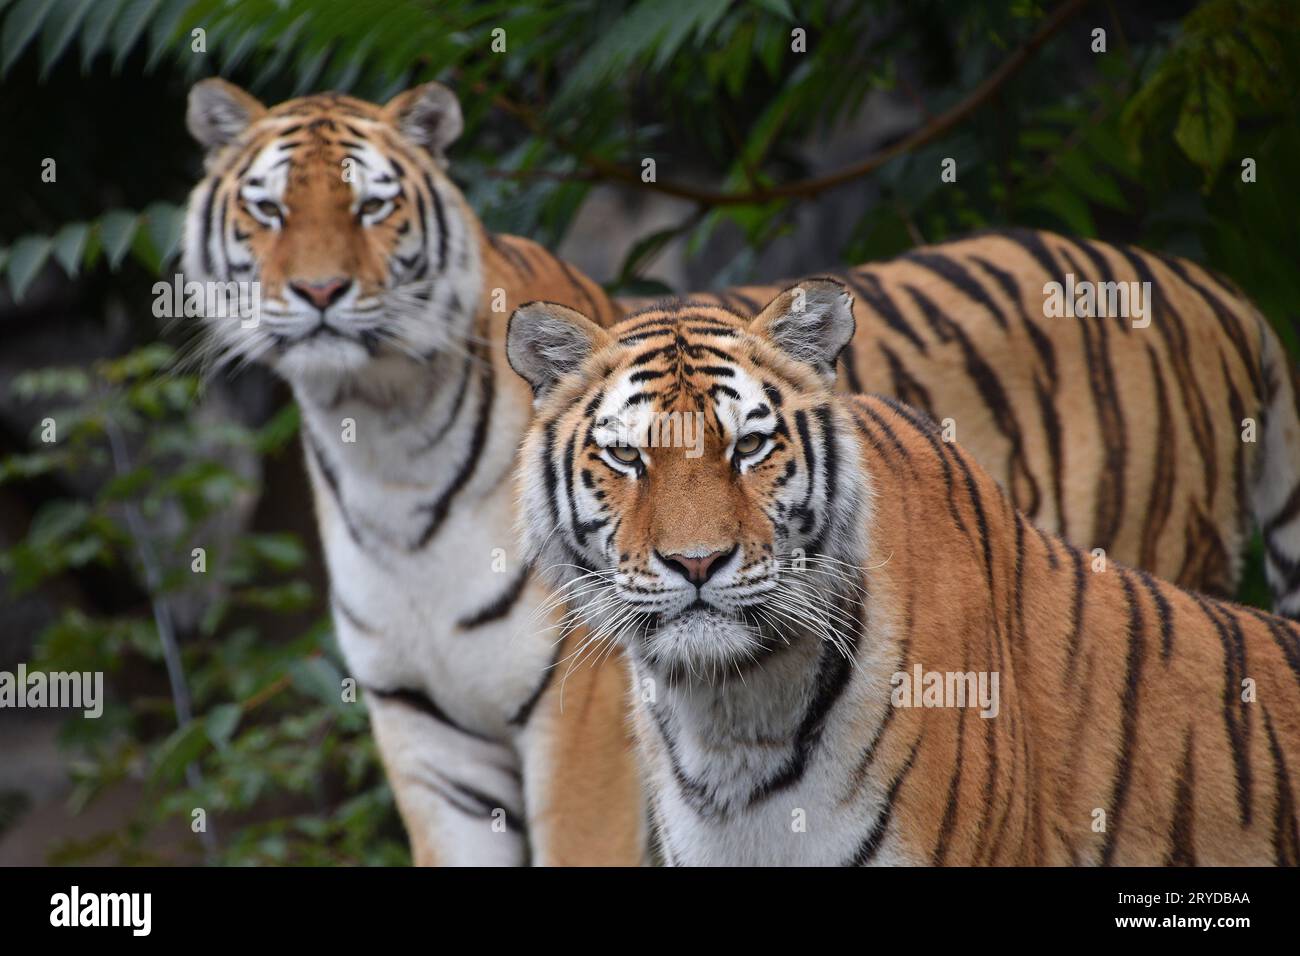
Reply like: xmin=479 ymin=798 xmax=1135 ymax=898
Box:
xmin=514 ymin=640 xmax=648 ymax=866
xmin=366 ymin=690 xmax=528 ymax=866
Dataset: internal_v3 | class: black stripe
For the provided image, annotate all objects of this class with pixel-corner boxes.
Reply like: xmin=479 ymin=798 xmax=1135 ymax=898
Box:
xmin=198 ymin=181 xmax=217 ymax=275
xmin=508 ymin=640 xmax=563 ymax=726
xmin=1058 ymin=246 xmax=1128 ymax=550
xmin=903 ymin=283 xmax=1040 ymax=518
xmin=457 ymin=564 xmax=531 ymax=630
xmin=849 ymin=736 xmax=922 ymax=865
xmin=303 ymin=427 xmax=366 ymax=550
xmin=1116 ymin=244 xmax=1219 ymax=502
xmin=1190 ymin=594 xmax=1254 ymax=826
xmin=1139 ymin=345 xmax=1176 ymax=572
xmin=423 ymin=173 xmax=449 ymax=271
xmin=1165 ymin=731 xmax=1197 ymax=865
xmin=1136 ymin=569 xmax=1175 ymax=662
xmin=1157 ymin=253 xmax=1261 ymax=396
xmin=1100 ymin=571 xmax=1147 ymax=865
xmin=844 ymin=269 xmax=928 ymax=354
xmin=749 ymin=591 xmax=863 ymax=806
xmin=878 ymin=343 xmax=933 ymax=414
xmin=409 ymin=349 xmax=474 ymax=457
xmin=412 ymin=349 xmax=494 ymax=549
xmin=932 ymin=661 xmax=969 ymax=864
xmin=904 ymin=250 xmax=1009 ymax=330
xmin=1241 ymin=607 xmax=1300 ymax=688
xmin=365 ymin=683 xmax=496 ymax=743
xmin=1262 ymin=706 xmax=1300 ymax=865
xmin=331 ymin=590 xmax=378 ymax=635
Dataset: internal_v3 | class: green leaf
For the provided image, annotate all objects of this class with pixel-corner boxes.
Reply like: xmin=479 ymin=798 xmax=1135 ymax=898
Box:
xmin=97 ymin=209 xmax=140 ymax=269
xmin=749 ymin=0 xmax=795 ymax=20
xmin=143 ymin=202 xmax=184 ymax=270
xmin=38 ymin=0 xmax=98 ymax=78
xmin=151 ymin=720 xmax=210 ymax=785
xmin=5 ymin=235 xmax=52 ymax=301
xmin=1 ymin=0 xmax=53 ymax=74
xmin=205 ymin=703 xmax=243 ymax=750
xmin=50 ymin=221 xmax=90 ymax=276
xmin=78 ymin=0 xmax=125 ymax=71
xmin=290 ymin=657 xmax=344 ymax=710
xmin=1174 ymin=75 xmax=1235 ymax=188
xmin=111 ymin=0 xmax=163 ymax=72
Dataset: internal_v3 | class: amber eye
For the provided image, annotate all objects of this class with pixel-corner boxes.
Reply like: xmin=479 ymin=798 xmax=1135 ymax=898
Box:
xmin=734 ymin=433 xmax=766 ymax=457
xmin=254 ymin=200 xmax=281 ymax=220
xmin=608 ymin=445 xmax=641 ymax=465
xmin=358 ymin=197 xmax=387 ymax=218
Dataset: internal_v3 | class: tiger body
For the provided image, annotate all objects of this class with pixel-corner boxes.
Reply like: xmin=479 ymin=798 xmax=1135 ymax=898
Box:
xmin=623 ymin=230 xmax=1300 ymax=612
xmin=182 ymin=80 xmax=640 ymax=865
xmin=510 ymin=285 xmax=1300 ymax=866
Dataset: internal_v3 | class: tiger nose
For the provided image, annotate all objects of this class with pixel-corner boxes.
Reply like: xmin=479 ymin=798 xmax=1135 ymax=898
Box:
xmin=659 ymin=547 xmax=735 ymax=586
xmin=289 ymin=276 xmax=352 ymax=311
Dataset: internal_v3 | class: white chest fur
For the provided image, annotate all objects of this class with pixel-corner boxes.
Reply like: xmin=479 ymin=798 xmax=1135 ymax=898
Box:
xmin=631 ymin=614 xmax=915 ymax=866
xmin=294 ymin=353 xmax=554 ymax=739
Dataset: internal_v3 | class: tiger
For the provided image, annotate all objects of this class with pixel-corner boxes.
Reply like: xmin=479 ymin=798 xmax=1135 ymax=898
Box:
xmin=180 ymin=74 xmax=1300 ymax=866
xmin=508 ymin=281 xmax=1300 ymax=866
xmin=182 ymin=78 xmax=643 ymax=866
xmin=619 ymin=232 xmax=1300 ymax=616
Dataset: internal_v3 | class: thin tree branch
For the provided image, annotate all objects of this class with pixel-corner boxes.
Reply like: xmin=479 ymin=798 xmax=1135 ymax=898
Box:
xmin=104 ymin=418 xmax=218 ymax=859
xmin=476 ymin=0 xmax=1090 ymax=207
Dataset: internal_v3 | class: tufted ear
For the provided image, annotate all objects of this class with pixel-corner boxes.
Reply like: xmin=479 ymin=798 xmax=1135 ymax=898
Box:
xmin=187 ymin=78 xmax=266 ymax=154
xmin=507 ymin=302 xmax=610 ymax=398
xmin=383 ymin=82 xmax=464 ymax=164
xmin=749 ymin=278 xmax=856 ymax=381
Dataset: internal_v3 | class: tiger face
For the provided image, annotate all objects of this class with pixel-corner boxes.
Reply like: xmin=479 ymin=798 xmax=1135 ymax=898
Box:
xmin=182 ymin=79 xmax=481 ymax=379
xmin=510 ymin=281 xmax=869 ymax=679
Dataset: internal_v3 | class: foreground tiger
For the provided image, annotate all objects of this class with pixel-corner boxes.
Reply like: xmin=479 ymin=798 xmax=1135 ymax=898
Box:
xmin=509 ymin=283 xmax=1300 ymax=866
xmin=182 ymin=74 xmax=1299 ymax=865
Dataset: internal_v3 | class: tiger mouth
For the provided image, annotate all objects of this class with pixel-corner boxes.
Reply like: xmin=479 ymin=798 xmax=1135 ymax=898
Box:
xmin=276 ymin=323 xmax=379 ymax=354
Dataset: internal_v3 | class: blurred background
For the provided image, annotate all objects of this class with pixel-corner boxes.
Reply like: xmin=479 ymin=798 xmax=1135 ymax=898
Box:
xmin=0 ymin=0 xmax=1296 ymax=865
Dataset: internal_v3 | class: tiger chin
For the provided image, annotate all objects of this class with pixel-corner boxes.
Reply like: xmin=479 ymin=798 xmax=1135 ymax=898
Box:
xmin=509 ymin=281 xmax=1300 ymax=867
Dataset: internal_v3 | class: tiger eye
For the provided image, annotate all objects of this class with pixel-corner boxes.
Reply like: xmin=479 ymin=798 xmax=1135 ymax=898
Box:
xmin=359 ymin=197 xmax=387 ymax=216
xmin=735 ymin=433 xmax=765 ymax=456
xmin=609 ymin=445 xmax=640 ymax=464
xmin=255 ymin=200 xmax=281 ymax=219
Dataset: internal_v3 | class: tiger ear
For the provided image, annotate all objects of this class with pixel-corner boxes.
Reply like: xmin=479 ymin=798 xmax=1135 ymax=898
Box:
xmin=508 ymin=302 xmax=610 ymax=399
xmin=749 ymin=278 xmax=856 ymax=381
xmin=187 ymin=79 xmax=266 ymax=154
xmin=383 ymin=82 xmax=463 ymax=165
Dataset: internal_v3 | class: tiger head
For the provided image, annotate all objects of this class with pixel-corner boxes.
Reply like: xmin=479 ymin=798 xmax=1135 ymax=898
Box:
xmin=182 ymin=79 xmax=481 ymax=380
xmin=509 ymin=280 xmax=871 ymax=679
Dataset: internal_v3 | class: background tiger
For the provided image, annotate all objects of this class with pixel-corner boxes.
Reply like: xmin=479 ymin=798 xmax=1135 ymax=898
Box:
xmin=184 ymin=78 xmax=640 ymax=866
xmin=619 ymin=232 xmax=1300 ymax=615
xmin=509 ymin=282 xmax=1300 ymax=866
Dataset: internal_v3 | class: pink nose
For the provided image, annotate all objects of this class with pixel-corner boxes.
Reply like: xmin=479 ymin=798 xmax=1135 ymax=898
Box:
xmin=289 ymin=276 xmax=352 ymax=311
xmin=659 ymin=548 xmax=734 ymax=586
